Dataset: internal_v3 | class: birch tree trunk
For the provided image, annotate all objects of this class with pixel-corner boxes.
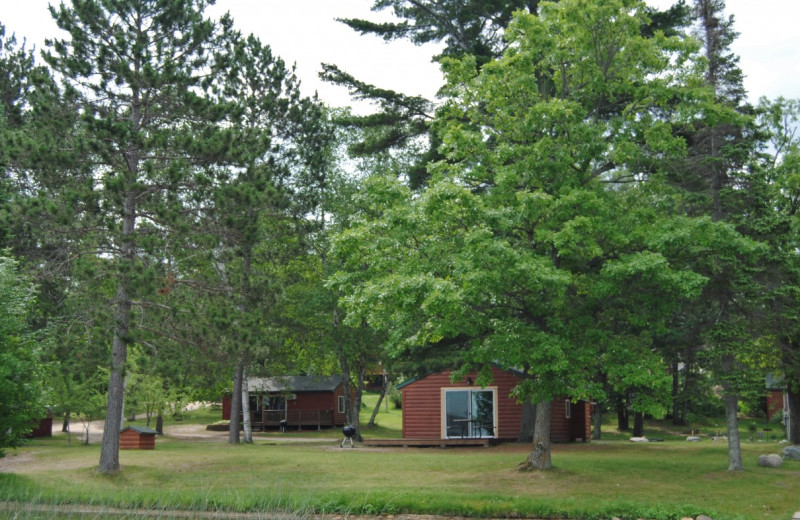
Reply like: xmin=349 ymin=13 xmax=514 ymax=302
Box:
xmin=787 ymin=384 xmax=800 ymax=444
xmin=367 ymin=374 xmax=387 ymax=428
xmin=242 ymin=369 xmax=252 ymax=443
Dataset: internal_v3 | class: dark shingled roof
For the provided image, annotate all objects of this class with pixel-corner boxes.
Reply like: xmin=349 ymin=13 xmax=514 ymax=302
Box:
xmin=120 ymin=426 xmax=158 ymax=434
xmin=246 ymin=375 xmax=346 ymax=393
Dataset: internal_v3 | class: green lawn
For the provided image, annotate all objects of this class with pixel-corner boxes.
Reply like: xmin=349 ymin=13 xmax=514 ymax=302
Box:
xmin=1 ymin=401 xmax=796 ymax=520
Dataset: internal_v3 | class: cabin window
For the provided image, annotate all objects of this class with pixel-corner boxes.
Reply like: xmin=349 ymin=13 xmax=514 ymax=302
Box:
xmin=442 ymin=388 xmax=496 ymax=439
xmin=565 ymin=399 xmax=571 ymax=419
xmin=338 ymin=395 xmax=345 ymax=414
xmin=265 ymin=395 xmax=285 ymax=410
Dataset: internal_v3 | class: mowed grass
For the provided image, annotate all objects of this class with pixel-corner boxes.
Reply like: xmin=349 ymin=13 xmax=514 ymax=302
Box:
xmin=1 ymin=400 xmax=796 ymax=519
xmin=1 ymin=430 xmax=798 ymax=520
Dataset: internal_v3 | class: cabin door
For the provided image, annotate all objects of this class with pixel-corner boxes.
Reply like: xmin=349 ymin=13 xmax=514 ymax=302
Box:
xmin=443 ymin=388 xmax=496 ymax=438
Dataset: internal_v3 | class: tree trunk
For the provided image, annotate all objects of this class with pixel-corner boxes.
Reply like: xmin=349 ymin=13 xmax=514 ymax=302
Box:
xmin=98 ymin=302 xmax=130 ymax=473
xmin=519 ymin=400 xmax=552 ymax=471
xmin=591 ymin=402 xmax=602 ymax=440
xmin=340 ymin=354 xmax=355 ymax=427
xmin=228 ymin=362 xmax=244 ymax=444
xmin=671 ymin=360 xmax=681 ymax=425
xmin=616 ymin=398 xmax=629 ymax=431
xmin=518 ymin=399 xmax=536 ymax=443
xmin=722 ymin=391 xmax=743 ymax=470
xmin=156 ymin=411 xmax=163 ymax=435
xmin=786 ymin=383 xmax=799 ymax=444
xmin=633 ymin=411 xmax=644 ymax=437
xmin=98 ymin=185 xmax=136 ymax=474
xmin=62 ymin=411 xmax=70 ymax=433
xmin=367 ymin=374 xmax=387 ymax=428
xmin=680 ymin=394 xmax=689 ymax=425
xmin=352 ymin=358 xmax=367 ymax=442
xmin=242 ymin=369 xmax=253 ymax=443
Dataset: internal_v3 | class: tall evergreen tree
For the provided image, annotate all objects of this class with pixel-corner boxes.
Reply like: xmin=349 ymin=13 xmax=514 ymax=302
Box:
xmin=670 ymin=0 xmax=762 ymax=470
xmin=42 ymin=0 xmax=238 ymax=473
xmin=322 ymin=0 xmax=539 ymax=189
xmin=323 ymin=0 xmax=691 ymax=189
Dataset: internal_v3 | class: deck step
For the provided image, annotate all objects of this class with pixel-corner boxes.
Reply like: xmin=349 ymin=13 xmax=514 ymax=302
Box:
xmin=362 ymin=438 xmax=492 ymax=448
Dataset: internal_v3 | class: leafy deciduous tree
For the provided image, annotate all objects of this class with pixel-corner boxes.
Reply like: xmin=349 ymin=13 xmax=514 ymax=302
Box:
xmin=0 ymin=255 xmax=45 ymax=456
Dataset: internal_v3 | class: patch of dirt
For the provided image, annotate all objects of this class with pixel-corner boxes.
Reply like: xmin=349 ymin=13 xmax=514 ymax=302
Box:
xmin=0 ymin=451 xmax=35 ymax=470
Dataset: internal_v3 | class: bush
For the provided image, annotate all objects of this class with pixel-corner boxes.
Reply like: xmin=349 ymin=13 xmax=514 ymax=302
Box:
xmin=388 ymin=387 xmax=402 ymax=410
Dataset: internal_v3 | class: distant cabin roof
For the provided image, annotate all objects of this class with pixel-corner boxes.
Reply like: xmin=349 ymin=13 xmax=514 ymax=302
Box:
xmin=766 ymin=373 xmax=784 ymax=390
xmin=247 ymin=375 xmax=346 ymax=393
xmin=397 ymin=366 xmax=526 ymax=389
xmin=120 ymin=426 xmax=158 ymax=434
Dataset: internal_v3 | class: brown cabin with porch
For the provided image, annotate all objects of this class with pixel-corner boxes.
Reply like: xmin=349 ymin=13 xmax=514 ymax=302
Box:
xmin=398 ymin=367 xmax=591 ymax=442
xmin=223 ymin=375 xmax=351 ymax=430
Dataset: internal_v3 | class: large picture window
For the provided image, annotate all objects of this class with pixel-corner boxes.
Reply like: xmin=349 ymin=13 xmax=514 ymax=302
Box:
xmin=443 ymin=388 xmax=496 ymax=439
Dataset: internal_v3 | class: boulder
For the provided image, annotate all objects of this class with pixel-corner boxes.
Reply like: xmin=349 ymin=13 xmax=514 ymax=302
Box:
xmin=782 ymin=445 xmax=800 ymax=460
xmin=757 ymin=454 xmax=783 ymax=467
xmin=629 ymin=436 xmax=649 ymax=442
xmin=686 ymin=436 xmax=702 ymax=442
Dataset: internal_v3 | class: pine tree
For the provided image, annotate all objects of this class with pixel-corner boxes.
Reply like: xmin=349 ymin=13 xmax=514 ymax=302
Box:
xmin=323 ymin=0 xmax=691 ymax=189
xmin=658 ymin=0 xmax=763 ymax=470
xmin=42 ymin=0 xmax=237 ymax=473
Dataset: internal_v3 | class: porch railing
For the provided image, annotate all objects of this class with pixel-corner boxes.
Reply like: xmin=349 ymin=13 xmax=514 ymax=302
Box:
xmin=247 ymin=409 xmax=335 ymax=431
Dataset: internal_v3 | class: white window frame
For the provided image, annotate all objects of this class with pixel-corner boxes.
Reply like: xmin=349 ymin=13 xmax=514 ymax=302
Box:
xmin=338 ymin=395 xmax=345 ymax=414
xmin=440 ymin=386 xmax=498 ymax=439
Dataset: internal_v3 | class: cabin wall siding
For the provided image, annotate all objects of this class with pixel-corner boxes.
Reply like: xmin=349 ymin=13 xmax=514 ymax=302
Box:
xmin=120 ymin=429 xmax=155 ymax=450
xmin=401 ymin=368 xmax=591 ymax=442
xmin=222 ymin=383 xmax=350 ymax=426
xmin=766 ymin=390 xmax=784 ymax=421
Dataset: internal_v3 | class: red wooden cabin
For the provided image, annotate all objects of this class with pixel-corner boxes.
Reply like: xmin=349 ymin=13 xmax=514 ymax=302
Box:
xmin=28 ymin=410 xmax=53 ymax=438
xmin=223 ymin=375 xmax=351 ymax=430
xmin=398 ymin=367 xmax=591 ymax=442
xmin=765 ymin=373 xmax=795 ymax=439
xmin=120 ymin=426 xmax=157 ymax=450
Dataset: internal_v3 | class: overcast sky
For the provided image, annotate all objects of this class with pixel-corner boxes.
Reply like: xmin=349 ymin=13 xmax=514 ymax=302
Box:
xmin=2 ymin=0 xmax=798 ymax=109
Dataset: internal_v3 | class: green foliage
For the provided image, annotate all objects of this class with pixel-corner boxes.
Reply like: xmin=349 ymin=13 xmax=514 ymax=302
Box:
xmin=36 ymin=0 xmax=256 ymax=470
xmin=0 ymin=256 xmax=44 ymax=456
xmin=333 ymin=0 xmax=712 ymax=414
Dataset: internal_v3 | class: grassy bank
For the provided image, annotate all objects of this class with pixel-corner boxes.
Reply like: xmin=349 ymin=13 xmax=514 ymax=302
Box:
xmin=2 ymin=399 xmax=795 ymax=519
xmin=1 ymin=430 xmax=797 ymax=520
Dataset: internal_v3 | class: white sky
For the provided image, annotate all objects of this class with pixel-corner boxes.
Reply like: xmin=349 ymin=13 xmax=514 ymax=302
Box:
xmin=1 ymin=0 xmax=798 ymax=108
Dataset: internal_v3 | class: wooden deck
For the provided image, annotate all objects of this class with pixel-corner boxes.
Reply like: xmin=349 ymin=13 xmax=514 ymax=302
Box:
xmin=248 ymin=410 xmax=337 ymax=430
xmin=362 ymin=438 xmax=493 ymax=448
